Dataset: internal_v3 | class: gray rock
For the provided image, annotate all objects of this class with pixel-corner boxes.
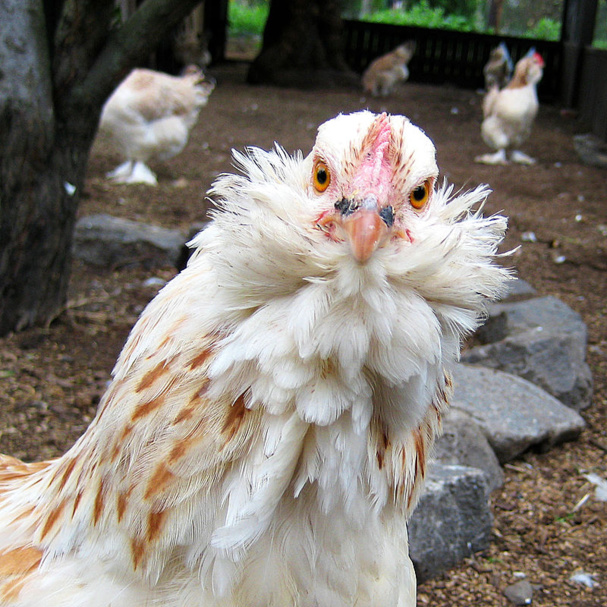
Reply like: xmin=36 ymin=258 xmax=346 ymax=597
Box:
xmin=433 ymin=408 xmax=504 ymax=493
xmin=451 ymin=364 xmax=586 ymax=463
xmin=409 ymin=464 xmax=492 ymax=582
xmin=573 ymin=133 xmax=607 ymax=168
xmin=478 ymin=295 xmax=587 ymax=344
xmin=500 ymin=277 xmax=537 ymax=302
xmin=74 ymin=214 xmax=186 ymax=269
xmin=504 ymin=580 xmax=535 ymax=605
xmin=464 ymin=296 xmax=593 ymax=409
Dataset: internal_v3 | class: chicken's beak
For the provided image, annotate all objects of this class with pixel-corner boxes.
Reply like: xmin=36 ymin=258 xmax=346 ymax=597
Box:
xmin=339 ymin=196 xmax=391 ymax=263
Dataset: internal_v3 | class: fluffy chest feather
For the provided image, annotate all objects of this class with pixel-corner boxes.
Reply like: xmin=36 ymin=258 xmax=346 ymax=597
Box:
xmin=206 ymin=262 xmax=449 ymax=508
xmin=494 ymin=87 xmax=538 ymax=124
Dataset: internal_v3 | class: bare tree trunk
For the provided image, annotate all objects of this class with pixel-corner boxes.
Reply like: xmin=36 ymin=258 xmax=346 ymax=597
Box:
xmin=486 ymin=0 xmax=505 ymax=33
xmin=247 ymin=0 xmax=357 ymax=88
xmin=0 ymin=1 xmax=76 ymax=333
xmin=0 ymin=0 xmax=201 ymax=336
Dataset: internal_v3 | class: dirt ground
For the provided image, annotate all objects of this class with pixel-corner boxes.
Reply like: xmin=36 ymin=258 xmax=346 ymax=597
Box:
xmin=0 ymin=62 xmax=605 ymax=605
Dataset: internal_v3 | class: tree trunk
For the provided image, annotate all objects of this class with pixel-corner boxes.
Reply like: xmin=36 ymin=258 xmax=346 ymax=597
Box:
xmin=486 ymin=0 xmax=505 ymax=33
xmin=0 ymin=0 xmax=202 ymax=336
xmin=247 ymin=0 xmax=357 ymax=88
xmin=0 ymin=1 xmax=79 ymax=334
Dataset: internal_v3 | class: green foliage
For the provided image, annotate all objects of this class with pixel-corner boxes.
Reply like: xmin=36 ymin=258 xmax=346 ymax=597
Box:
xmin=360 ymin=1 xmax=569 ymax=41
xmin=228 ymin=1 xmax=269 ymax=37
xmin=526 ymin=17 xmax=561 ymax=41
xmin=362 ymin=2 xmax=479 ymax=32
xmin=593 ymin=0 xmax=607 ymax=48
xmin=426 ymin=0 xmax=481 ymax=21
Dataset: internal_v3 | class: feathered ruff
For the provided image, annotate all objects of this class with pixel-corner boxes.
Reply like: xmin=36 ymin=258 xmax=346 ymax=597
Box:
xmin=0 ymin=111 xmax=509 ymax=606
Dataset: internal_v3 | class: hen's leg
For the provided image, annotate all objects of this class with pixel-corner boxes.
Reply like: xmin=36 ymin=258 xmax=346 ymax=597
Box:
xmin=510 ymin=150 xmax=536 ymax=165
xmin=127 ymin=161 xmax=158 ymax=185
xmin=474 ymin=149 xmax=508 ymax=165
xmin=106 ymin=160 xmax=134 ymax=181
xmin=107 ymin=161 xmax=158 ymax=185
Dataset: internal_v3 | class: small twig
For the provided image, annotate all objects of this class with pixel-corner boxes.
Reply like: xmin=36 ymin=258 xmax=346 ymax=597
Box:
xmin=589 ymin=438 xmax=607 ymax=454
xmin=504 ymin=462 xmax=534 ymax=474
xmin=63 ymin=295 xmax=111 ymax=312
xmin=470 ymin=561 xmax=492 ymax=574
xmin=572 ymin=492 xmax=591 ymax=513
xmin=68 ymin=310 xmax=111 ymax=323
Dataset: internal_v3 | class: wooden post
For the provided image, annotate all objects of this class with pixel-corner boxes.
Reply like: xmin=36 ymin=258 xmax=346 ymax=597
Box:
xmin=560 ymin=0 xmax=599 ymax=106
xmin=204 ymin=0 xmax=229 ymax=63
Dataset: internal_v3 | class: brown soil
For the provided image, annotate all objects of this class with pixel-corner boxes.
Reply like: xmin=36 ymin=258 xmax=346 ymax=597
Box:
xmin=1 ymin=62 xmax=605 ymax=605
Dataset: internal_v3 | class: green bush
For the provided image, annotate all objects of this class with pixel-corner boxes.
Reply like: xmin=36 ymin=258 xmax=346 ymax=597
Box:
xmin=361 ymin=2 xmax=566 ymax=40
xmin=362 ymin=2 xmax=479 ymax=32
xmin=593 ymin=0 xmax=607 ymax=48
xmin=526 ymin=17 xmax=561 ymax=41
xmin=228 ymin=1 xmax=269 ymax=38
xmin=426 ymin=0 xmax=481 ymax=21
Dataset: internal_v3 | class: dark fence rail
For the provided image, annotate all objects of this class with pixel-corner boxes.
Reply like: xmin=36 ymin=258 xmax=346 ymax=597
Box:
xmin=342 ymin=20 xmax=562 ymax=102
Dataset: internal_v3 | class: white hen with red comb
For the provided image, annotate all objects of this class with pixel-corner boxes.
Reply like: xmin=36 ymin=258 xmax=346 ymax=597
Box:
xmin=476 ymin=50 xmax=544 ymax=165
xmin=0 ymin=111 xmax=509 ymax=607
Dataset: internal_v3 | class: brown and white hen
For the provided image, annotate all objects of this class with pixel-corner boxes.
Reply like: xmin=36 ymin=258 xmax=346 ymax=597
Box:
xmin=99 ymin=66 xmax=214 ymax=185
xmin=476 ymin=49 xmax=544 ymax=165
xmin=0 ymin=111 xmax=508 ymax=607
xmin=483 ymin=42 xmax=513 ymax=90
xmin=362 ymin=41 xmax=416 ymax=97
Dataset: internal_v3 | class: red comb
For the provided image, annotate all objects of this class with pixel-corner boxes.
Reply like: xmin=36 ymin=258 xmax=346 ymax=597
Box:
xmin=354 ymin=113 xmax=393 ymax=196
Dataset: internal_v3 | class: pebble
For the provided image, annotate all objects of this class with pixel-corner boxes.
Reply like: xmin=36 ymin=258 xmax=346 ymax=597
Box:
xmin=143 ymin=277 xmax=167 ymax=288
xmin=504 ymin=580 xmax=534 ymax=605
xmin=570 ymin=570 xmax=600 ymax=588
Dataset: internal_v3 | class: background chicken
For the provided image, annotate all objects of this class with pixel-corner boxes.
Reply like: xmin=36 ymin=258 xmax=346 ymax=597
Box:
xmin=172 ymin=30 xmax=212 ymax=72
xmin=0 ymin=111 xmax=508 ymax=607
xmin=98 ymin=66 xmax=215 ymax=185
xmin=483 ymin=42 xmax=513 ymax=90
xmin=362 ymin=41 xmax=416 ymax=96
xmin=475 ymin=49 xmax=544 ymax=165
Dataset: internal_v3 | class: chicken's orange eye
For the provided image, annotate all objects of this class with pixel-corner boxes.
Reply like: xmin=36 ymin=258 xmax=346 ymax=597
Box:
xmin=409 ymin=179 xmax=432 ymax=210
xmin=313 ymin=161 xmax=331 ymax=193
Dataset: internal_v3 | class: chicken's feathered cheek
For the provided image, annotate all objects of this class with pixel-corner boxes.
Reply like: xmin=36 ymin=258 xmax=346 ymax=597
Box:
xmin=315 ymin=208 xmax=344 ymax=242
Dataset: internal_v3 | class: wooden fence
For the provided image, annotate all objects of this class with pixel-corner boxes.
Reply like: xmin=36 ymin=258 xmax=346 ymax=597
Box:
xmin=148 ymin=7 xmax=605 ymax=144
xmin=342 ymin=20 xmax=562 ymax=102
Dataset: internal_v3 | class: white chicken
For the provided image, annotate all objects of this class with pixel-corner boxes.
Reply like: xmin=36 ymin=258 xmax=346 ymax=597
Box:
xmin=362 ymin=41 xmax=416 ymax=97
xmin=475 ymin=49 xmax=544 ymax=165
xmin=0 ymin=111 xmax=509 ymax=607
xmin=98 ymin=66 xmax=214 ymax=185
